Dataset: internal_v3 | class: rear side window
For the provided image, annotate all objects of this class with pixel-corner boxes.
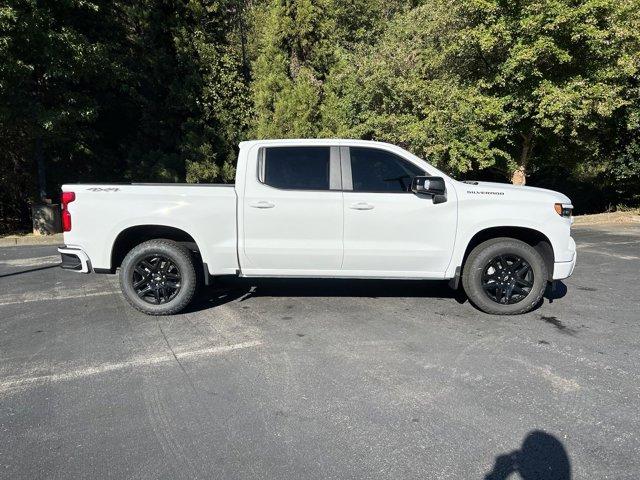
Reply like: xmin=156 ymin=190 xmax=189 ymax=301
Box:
xmin=350 ymin=147 xmax=425 ymax=192
xmin=262 ymin=147 xmax=330 ymax=190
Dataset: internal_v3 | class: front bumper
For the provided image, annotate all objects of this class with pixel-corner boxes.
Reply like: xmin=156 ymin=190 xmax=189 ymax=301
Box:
xmin=552 ymin=235 xmax=576 ymax=280
xmin=58 ymin=246 xmax=91 ymax=273
xmin=553 ymin=251 xmax=576 ymax=280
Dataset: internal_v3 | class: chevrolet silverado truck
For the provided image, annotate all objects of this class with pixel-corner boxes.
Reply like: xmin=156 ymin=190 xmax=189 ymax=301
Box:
xmin=58 ymin=139 xmax=576 ymax=315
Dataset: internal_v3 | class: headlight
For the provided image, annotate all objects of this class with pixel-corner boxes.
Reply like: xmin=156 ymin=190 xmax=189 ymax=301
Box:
xmin=554 ymin=203 xmax=573 ymax=217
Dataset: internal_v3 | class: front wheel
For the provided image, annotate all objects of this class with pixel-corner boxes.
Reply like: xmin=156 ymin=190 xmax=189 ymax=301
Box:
xmin=119 ymin=239 xmax=197 ymax=315
xmin=462 ymin=238 xmax=548 ymax=315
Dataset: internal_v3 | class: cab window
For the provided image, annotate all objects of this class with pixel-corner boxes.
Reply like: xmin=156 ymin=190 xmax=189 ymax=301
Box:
xmin=349 ymin=147 xmax=424 ymax=192
xmin=262 ymin=147 xmax=330 ymax=190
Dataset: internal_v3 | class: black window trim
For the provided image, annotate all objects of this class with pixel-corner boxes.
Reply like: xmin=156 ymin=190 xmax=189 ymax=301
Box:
xmin=342 ymin=146 xmax=427 ymax=194
xmin=257 ymin=146 xmax=342 ymax=192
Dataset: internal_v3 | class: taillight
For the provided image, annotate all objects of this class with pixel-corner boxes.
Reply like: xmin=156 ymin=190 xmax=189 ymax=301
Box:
xmin=61 ymin=191 xmax=75 ymax=232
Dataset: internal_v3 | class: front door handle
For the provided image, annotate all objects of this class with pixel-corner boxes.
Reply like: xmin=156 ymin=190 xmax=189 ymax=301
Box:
xmin=249 ymin=201 xmax=275 ymax=209
xmin=349 ymin=202 xmax=374 ymax=210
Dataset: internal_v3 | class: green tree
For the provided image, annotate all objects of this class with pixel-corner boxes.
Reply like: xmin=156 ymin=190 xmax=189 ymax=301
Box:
xmin=2 ymin=0 xmax=639 ymax=232
xmin=449 ymin=0 xmax=638 ymax=184
xmin=0 ymin=0 xmax=249 ymax=231
xmin=321 ymin=0 xmax=639 ymax=186
xmin=601 ymin=0 xmax=640 ymax=207
xmin=319 ymin=14 xmax=511 ymax=175
xmin=249 ymin=0 xmax=411 ymax=139
xmin=250 ymin=0 xmax=331 ymax=138
xmin=173 ymin=0 xmax=251 ymax=183
xmin=0 ymin=0 xmax=115 ymax=231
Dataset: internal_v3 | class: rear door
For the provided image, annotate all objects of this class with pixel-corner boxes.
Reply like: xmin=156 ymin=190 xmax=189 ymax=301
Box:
xmin=241 ymin=146 xmax=343 ymax=273
xmin=341 ymin=146 xmax=457 ymax=277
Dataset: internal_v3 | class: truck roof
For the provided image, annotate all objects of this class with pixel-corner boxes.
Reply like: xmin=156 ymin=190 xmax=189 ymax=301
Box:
xmin=239 ymin=138 xmax=399 ymax=149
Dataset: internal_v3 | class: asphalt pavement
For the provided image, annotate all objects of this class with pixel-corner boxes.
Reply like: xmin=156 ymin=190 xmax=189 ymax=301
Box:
xmin=0 ymin=224 xmax=638 ymax=479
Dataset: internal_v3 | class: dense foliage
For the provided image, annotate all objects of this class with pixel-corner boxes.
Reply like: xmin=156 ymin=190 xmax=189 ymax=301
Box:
xmin=1 ymin=0 xmax=639 ymax=231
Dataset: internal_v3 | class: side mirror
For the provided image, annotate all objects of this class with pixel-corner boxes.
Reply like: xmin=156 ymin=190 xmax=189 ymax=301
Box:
xmin=411 ymin=176 xmax=447 ymax=203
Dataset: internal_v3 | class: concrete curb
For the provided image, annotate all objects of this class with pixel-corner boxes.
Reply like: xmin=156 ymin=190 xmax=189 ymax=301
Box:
xmin=0 ymin=234 xmax=63 ymax=248
xmin=572 ymin=213 xmax=640 ymax=227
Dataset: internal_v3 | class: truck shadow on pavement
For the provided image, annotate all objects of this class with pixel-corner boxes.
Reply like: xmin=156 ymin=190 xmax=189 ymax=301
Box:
xmin=545 ymin=281 xmax=568 ymax=303
xmin=484 ymin=430 xmax=571 ymax=480
xmin=0 ymin=263 xmax=60 ymax=278
xmin=184 ymin=277 xmax=568 ymax=314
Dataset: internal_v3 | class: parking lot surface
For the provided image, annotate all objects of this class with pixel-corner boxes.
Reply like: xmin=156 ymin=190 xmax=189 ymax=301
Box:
xmin=1 ymin=224 xmax=639 ymax=479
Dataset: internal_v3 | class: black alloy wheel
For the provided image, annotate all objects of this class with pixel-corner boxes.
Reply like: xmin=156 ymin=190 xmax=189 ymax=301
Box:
xmin=461 ymin=237 xmax=548 ymax=315
xmin=132 ymin=255 xmax=182 ymax=304
xmin=120 ymin=239 xmax=197 ymax=315
xmin=481 ymin=254 xmax=534 ymax=305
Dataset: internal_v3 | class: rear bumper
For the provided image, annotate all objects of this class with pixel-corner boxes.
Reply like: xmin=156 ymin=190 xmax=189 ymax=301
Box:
xmin=58 ymin=246 xmax=91 ymax=273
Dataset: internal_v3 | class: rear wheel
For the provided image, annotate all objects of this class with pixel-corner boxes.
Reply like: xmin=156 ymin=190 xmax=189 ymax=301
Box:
xmin=462 ymin=238 xmax=548 ymax=315
xmin=119 ymin=239 xmax=197 ymax=315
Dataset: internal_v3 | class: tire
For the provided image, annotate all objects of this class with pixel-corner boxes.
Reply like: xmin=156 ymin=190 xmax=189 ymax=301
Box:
xmin=462 ymin=237 xmax=548 ymax=315
xmin=119 ymin=239 xmax=197 ymax=315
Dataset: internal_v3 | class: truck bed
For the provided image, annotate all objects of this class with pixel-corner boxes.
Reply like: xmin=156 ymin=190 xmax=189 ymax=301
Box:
xmin=61 ymin=183 xmax=239 ymax=275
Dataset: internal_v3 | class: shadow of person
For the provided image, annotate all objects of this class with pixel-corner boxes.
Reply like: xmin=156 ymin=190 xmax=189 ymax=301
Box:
xmin=484 ymin=431 xmax=571 ymax=480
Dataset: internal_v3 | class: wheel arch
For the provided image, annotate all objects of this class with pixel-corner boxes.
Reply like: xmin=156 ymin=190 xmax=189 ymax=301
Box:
xmin=460 ymin=226 xmax=554 ymax=280
xmin=110 ymin=225 xmax=203 ymax=273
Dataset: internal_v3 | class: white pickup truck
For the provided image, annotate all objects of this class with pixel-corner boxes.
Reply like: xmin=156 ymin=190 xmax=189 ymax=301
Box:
xmin=58 ymin=139 xmax=576 ymax=315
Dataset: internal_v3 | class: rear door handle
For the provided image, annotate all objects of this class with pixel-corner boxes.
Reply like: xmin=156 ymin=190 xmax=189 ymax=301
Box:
xmin=249 ymin=201 xmax=275 ymax=209
xmin=349 ymin=202 xmax=374 ymax=210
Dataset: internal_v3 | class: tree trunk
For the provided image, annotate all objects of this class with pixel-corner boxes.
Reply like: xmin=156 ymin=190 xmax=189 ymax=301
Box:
xmin=512 ymin=133 xmax=533 ymax=185
xmin=238 ymin=0 xmax=250 ymax=81
xmin=289 ymin=47 xmax=301 ymax=79
xmin=35 ymin=133 xmax=46 ymax=201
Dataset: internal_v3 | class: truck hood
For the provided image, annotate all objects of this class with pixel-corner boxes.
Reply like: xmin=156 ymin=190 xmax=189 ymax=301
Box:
xmin=460 ymin=181 xmax=572 ymax=204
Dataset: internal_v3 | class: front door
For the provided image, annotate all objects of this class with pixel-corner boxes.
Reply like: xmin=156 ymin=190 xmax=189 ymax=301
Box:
xmin=341 ymin=146 xmax=457 ymax=277
xmin=242 ymin=146 xmax=343 ymax=274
